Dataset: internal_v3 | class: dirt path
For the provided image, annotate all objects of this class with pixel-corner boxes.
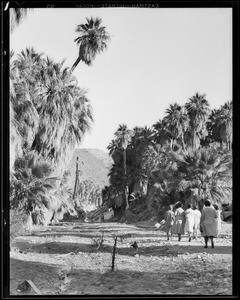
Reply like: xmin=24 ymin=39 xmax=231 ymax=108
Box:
xmin=10 ymin=221 xmax=232 ymax=295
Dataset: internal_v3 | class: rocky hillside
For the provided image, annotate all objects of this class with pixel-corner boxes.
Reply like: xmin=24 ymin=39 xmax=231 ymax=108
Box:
xmin=66 ymin=148 xmax=113 ymax=189
xmin=62 ymin=149 xmax=113 ymax=213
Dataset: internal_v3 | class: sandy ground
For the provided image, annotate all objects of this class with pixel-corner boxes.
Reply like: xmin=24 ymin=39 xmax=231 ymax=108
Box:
xmin=10 ymin=220 xmax=232 ymax=295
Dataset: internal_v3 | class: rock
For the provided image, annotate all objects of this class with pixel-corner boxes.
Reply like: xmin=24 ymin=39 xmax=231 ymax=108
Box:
xmin=17 ymin=281 xmax=31 ymax=292
xmin=185 ymin=281 xmax=194 ymax=286
xmin=134 ymin=254 xmax=139 ymax=257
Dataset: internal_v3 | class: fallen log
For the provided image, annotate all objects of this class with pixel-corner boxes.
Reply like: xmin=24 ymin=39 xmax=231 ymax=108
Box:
xmin=26 ymin=280 xmax=42 ymax=295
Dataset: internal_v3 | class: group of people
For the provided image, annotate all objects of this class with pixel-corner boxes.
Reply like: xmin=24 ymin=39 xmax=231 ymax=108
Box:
xmin=163 ymin=200 xmax=222 ymax=248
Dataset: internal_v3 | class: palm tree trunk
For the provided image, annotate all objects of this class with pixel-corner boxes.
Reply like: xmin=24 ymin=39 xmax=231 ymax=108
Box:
xmin=192 ymin=129 xmax=195 ymax=148
xmin=181 ymin=132 xmax=186 ymax=151
xmin=123 ymin=149 xmax=129 ymax=209
xmin=70 ymin=57 xmax=81 ymax=73
xmin=73 ymin=157 xmax=79 ymax=200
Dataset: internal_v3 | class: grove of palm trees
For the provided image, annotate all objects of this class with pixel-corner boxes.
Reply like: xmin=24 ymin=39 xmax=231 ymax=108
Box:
xmin=8 ymin=7 xmax=233 ymax=296
xmin=105 ymin=96 xmax=232 ymax=222
xmin=10 ymin=13 xmax=111 ymax=234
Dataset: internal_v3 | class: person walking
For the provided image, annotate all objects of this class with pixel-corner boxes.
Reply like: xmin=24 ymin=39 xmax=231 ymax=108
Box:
xmin=192 ymin=205 xmax=201 ymax=241
xmin=213 ymin=204 xmax=222 ymax=238
xmin=200 ymin=199 xmax=218 ymax=248
xmin=163 ymin=205 xmax=175 ymax=240
xmin=184 ymin=203 xmax=195 ymax=242
xmin=172 ymin=202 xmax=185 ymax=241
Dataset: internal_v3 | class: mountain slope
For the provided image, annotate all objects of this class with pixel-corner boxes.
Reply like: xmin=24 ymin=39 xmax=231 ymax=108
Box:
xmin=66 ymin=148 xmax=113 ymax=191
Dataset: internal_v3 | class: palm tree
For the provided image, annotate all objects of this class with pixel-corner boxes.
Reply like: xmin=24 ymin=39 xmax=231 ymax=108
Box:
xmin=185 ymin=92 xmax=211 ymax=148
xmin=207 ymin=101 xmax=232 ymax=150
xmin=141 ymin=142 xmax=181 ymax=212
xmin=10 ymin=50 xmax=40 ymax=149
xmin=143 ymin=143 xmax=177 ymax=184
xmin=129 ymin=126 xmax=154 ymax=195
xmin=31 ymin=56 xmax=93 ymax=170
xmin=173 ymin=147 xmax=232 ymax=209
xmin=152 ymin=119 xmax=172 ymax=146
xmin=15 ymin=47 xmax=45 ymax=87
xmin=10 ymin=50 xmax=23 ymax=172
xmin=112 ymin=124 xmax=134 ymax=209
xmin=107 ymin=139 xmax=123 ymax=164
xmin=10 ymin=8 xmax=33 ymax=32
xmin=71 ymin=17 xmax=111 ymax=72
xmin=11 ymin=49 xmax=93 ymax=176
xmin=215 ymin=101 xmax=232 ymax=150
xmin=132 ymin=126 xmax=154 ymax=150
xmin=163 ymin=103 xmax=189 ymax=150
xmin=10 ymin=150 xmax=58 ymax=225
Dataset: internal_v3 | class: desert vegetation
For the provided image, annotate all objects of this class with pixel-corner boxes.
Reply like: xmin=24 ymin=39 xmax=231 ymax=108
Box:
xmin=9 ymin=9 xmax=232 ymax=234
xmin=9 ymin=12 xmax=111 ymax=235
xmin=105 ymin=95 xmax=232 ymax=221
xmin=8 ymin=8 xmax=233 ymax=297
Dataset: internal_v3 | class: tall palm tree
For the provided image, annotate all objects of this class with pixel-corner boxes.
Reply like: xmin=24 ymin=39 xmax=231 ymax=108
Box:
xmin=185 ymin=92 xmax=211 ymax=148
xmin=11 ymin=49 xmax=93 ymax=176
xmin=207 ymin=101 xmax=232 ymax=150
xmin=107 ymin=139 xmax=123 ymax=163
xmin=131 ymin=126 xmax=154 ymax=165
xmin=216 ymin=101 xmax=232 ymax=150
xmin=31 ymin=56 xmax=93 ymax=170
xmin=112 ymin=124 xmax=134 ymax=209
xmin=129 ymin=126 xmax=154 ymax=195
xmin=163 ymin=103 xmax=189 ymax=150
xmin=71 ymin=17 xmax=111 ymax=72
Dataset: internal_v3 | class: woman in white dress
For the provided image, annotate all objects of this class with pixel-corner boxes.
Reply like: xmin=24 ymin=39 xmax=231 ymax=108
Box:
xmin=192 ymin=205 xmax=201 ymax=241
xmin=184 ymin=203 xmax=195 ymax=242
xmin=213 ymin=204 xmax=222 ymax=237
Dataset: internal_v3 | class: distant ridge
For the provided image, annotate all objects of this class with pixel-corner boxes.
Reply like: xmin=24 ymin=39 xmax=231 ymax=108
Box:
xmin=66 ymin=148 xmax=113 ymax=189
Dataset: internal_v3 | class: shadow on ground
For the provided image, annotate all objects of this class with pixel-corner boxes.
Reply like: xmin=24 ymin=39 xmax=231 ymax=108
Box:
xmin=11 ymin=239 xmax=232 ymax=257
xmin=10 ymin=258 xmax=232 ymax=296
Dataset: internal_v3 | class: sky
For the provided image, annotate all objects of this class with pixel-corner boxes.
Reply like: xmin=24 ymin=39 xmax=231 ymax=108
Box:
xmin=10 ymin=7 xmax=232 ymax=152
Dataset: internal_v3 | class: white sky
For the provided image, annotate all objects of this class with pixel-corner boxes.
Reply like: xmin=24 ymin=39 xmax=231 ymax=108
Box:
xmin=10 ymin=8 xmax=232 ymax=152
